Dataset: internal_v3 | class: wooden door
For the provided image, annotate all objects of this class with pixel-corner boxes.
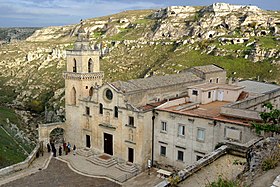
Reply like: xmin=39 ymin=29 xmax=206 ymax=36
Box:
xmin=128 ymin=148 xmax=134 ymax=163
xmin=104 ymin=133 xmax=113 ymax=155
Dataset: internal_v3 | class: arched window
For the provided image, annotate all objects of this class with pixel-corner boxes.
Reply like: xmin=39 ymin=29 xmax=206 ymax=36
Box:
xmin=114 ymin=106 xmax=118 ymax=118
xmin=88 ymin=58 xmax=93 ymax=73
xmin=73 ymin=58 xmax=77 ymax=72
xmin=99 ymin=103 xmax=103 ymax=114
xmin=89 ymin=87 xmax=93 ymax=97
xmin=71 ymin=87 xmax=76 ymax=105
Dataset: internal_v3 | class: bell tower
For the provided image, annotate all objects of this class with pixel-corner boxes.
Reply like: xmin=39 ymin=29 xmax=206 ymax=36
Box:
xmin=64 ymin=21 xmax=104 ymax=106
xmin=63 ymin=21 xmax=104 ymax=147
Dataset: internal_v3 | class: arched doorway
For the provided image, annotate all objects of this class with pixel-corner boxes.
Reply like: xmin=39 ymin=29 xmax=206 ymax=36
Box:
xmin=70 ymin=87 xmax=76 ymax=105
xmin=49 ymin=128 xmax=64 ymax=145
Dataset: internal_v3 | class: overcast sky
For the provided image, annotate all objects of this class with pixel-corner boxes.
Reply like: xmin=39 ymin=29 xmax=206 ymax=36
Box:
xmin=0 ymin=0 xmax=279 ymax=27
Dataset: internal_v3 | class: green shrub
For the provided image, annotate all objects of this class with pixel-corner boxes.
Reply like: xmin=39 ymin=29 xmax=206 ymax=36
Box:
xmin=207 ymin=176 xmax=241 ymax=187
xmin=168 ymin=175 xmax=180 ymax=187
xmin=27 ymin=100 xmax=44 ymax=113
xmin=261 ymin=150 xmax=280 ymax=171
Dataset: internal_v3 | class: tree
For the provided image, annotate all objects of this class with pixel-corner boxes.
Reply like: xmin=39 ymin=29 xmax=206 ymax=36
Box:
xmin=252 ymin=102 xmax=280 ymax=134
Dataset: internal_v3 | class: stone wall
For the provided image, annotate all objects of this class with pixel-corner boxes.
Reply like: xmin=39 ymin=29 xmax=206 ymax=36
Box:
xmin=154 ymin=138 xmax=262 ymax=187
xmin=221 ymin=88 xmax=280 ymax=120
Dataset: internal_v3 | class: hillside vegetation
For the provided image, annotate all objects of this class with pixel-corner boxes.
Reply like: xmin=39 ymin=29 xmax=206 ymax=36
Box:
xmin=0 ymin=3 xmax=279 ymax=124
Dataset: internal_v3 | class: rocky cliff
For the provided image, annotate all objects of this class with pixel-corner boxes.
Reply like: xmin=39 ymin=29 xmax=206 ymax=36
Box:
xmin=0 ymin=3 xmax=279 ymax=125
xmin=0 ymin=27 xmax=40 ymax=44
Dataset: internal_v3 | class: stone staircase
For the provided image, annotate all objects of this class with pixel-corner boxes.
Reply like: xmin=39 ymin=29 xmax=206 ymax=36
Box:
xmin=76 ymin=148 xmax=95 ymax=157
xmin=86 ymin=154 xmax=117 ymax=168
xmin=116 ymin=162 xmax=139 ymax=174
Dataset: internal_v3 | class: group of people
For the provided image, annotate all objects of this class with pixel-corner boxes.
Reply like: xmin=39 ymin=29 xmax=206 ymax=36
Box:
xmin=47 ymin=141 xmax=76 ymax=157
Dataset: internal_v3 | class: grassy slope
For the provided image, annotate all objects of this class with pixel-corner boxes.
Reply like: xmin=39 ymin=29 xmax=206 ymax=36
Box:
xmin=101 ymin=43 xmax=279 ymax=83
xmin=0 ymin=107 xmax=27 ymax=169
xmin=163 ymin=45 xmax=279 ymax=82
xmin=0 ymin=127 xmax=27 ymax=169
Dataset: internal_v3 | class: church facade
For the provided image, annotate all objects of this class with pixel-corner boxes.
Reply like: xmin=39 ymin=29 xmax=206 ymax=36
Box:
xmin=39 ymin=27 xmax=280 ymax=171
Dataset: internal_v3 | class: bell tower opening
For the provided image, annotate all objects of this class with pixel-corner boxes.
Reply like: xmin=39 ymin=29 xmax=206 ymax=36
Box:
xmin=88 ymin=58 xmax=93 ymax=73
xmin=73 ymin=58 xmax=77 ymax=72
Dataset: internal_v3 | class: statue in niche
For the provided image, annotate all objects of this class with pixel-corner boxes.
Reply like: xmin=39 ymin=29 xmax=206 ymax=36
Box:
xmin=105 ymin=112 xmax=110 ymax=124
xmin=129 ymin=128 xmax=134 ymax=142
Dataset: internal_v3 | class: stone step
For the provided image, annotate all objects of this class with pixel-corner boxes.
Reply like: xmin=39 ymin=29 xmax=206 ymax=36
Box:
xmin=86 ymin=154 xmax=117 ymax=168
xmin=76 ymin=148 xmax=95 ymax=157
xmin=116 ymin=163 xmax=139 ymax=174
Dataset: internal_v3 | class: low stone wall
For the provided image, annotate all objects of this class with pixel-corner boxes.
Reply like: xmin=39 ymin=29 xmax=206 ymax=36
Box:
xmin=226 ymin=138 xmax=263 ymax=157
xmin=0 ymin=143 xmax=40 ymax=177
xmin=154 ymin=146 xmax=228 ymax=187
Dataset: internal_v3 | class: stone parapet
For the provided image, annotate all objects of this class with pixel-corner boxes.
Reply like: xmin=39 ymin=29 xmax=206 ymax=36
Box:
xmin=66 ymin=50 xmax=99 ymax=56
xmin=63 ymin=72 xmax=104 ymax=81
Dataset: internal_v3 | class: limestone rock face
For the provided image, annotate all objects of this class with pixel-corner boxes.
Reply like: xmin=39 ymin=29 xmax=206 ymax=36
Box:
xmin=26 ymin=26 xmax=72 ymax=42
xmin=201 ymin=3 xmax=260 ymax=16
xmin=152 ymin=6 xmax=196 ymax=19
xmin=0 ymin=3 xmax=279 ymax=127
xmin=104 ymin=25 xmax=120 ymax=37
xmin=249 ymin=43 xmax=280 ymax=62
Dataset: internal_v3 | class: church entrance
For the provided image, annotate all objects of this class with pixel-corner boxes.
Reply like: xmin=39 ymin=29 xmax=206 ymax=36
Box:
xmin=104 ymin=133 xmax=113 ymax=155
xmin=128 ymin=147 xmax=134 ymax=163
xmin=86 ymin=135 xmax=91 ymax=148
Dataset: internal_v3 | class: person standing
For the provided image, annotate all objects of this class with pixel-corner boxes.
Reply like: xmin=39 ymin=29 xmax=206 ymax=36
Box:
xmin=59 ymin=146 xmax=62 ymax=156
xmin=67 ymin=142 xmax=71 ymax=153
xmin=63 ymin=142 xmax=66 ymax=153
xmin=73 ymin=145 xmax=76 ymax=155
xmin=53 ymin=148 xmax=57 ymax=157
xmin=47 ymin=143 xmax=51 ymax=153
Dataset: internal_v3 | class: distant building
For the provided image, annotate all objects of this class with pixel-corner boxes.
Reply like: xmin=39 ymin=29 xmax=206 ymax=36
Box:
xmin=39 ymin=27 xmax=280 ymax=171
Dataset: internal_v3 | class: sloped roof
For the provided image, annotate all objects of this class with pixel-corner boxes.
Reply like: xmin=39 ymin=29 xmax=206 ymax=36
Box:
xmin=237 ymin=80 xmax=280 ymax=94
xmin=110 ymin=71 xmax=202 ymax=93
xmin=190 ymin=64 xmax=224 ymax=73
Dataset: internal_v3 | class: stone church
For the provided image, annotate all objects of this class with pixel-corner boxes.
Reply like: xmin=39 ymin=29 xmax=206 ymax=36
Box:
xmin=39 ymin=26 xmax=280 ymax=170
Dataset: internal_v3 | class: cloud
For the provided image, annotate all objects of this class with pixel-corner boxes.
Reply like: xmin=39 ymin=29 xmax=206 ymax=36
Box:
xmin=0 ymin=0 xmax=165 ymax=26
xmin=0 ymin=0 xmax=279 ymax=27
